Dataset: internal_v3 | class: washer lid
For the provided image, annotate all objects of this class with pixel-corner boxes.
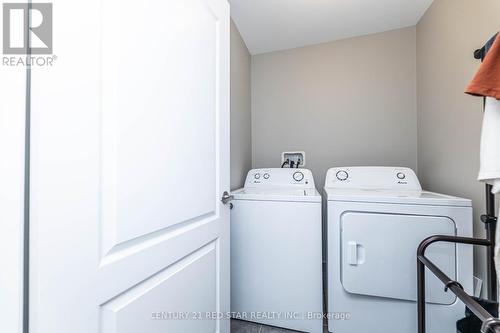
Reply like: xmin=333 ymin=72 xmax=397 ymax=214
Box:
xmin=325 ymin=188 xmax=471 ymax=207
xmin=232 ymin=187 xmax=321 ymax=203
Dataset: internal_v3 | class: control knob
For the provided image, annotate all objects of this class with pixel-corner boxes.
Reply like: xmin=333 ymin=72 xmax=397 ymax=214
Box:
xmin=293 ymin=171 xmax=304 ymax=182
xmin=336 ymin=170 xmax=349 ymax=181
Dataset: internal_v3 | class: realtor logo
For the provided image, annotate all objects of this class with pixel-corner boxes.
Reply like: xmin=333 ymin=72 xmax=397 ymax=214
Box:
xmin=3 ymin=3 xmax=52 ymax=54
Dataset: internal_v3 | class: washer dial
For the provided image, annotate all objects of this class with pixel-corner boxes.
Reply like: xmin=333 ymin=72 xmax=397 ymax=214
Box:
xmin=397 ymin=172 xmax=406 ymax=180
xmin=336 ymin=170 xmax=349 ymax=181
xmin=293 ymin=171 xmax=304 ymax=182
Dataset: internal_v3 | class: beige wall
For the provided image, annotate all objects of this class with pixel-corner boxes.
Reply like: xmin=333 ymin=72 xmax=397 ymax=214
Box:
xmin=230 ymin=20 xmax=252 ymax=189
xmin=417 ymin=0 xmax=500 ymax=290
xmin=251 ymin=27 xmax=418 ymax=187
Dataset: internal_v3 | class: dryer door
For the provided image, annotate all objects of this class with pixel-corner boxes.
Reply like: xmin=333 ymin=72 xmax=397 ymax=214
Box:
xmin=341 ymin=212 xmax=456 ymax=305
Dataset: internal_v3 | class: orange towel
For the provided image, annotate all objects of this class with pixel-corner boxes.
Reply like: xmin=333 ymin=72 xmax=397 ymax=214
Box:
xmin=465 ymin=34 xmax=500 ymax=100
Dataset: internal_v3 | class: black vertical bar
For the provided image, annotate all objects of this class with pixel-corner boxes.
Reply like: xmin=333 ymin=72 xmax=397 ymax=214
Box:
xmin=477 ymin=47 xmax=497 ymax=302
xmin=486 ymin=184 xmax=497 ymax=301
xmin=417 ymin=259 xmax=426 ymax=333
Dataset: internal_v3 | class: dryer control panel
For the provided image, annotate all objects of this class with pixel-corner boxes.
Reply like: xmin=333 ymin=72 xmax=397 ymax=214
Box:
xmin=325 ymin=166 xmax=421 ymax=190
xmin=244 ymin=168 xmax=316 ymax=188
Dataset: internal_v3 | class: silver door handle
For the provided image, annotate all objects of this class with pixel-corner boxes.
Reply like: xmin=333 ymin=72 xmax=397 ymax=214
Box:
xmin=221 ymin=191 xmax=233 ymax=205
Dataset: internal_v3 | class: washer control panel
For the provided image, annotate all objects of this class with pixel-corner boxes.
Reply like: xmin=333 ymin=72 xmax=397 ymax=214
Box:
xmin=245 ymin=168 xmax=316 ymax=188
xmin=325 ymin=167 xmax=421 ymax=190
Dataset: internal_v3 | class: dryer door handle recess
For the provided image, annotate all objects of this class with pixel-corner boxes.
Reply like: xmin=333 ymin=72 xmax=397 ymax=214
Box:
xmin=221 ymin=191 xmax=234 ymax=205
xmin=348 ymin=241 xmax=365 ymax=266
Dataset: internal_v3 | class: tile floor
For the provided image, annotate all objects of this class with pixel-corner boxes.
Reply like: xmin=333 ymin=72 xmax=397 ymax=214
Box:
xmin=230 ymin=319 xmax=328 ymax=333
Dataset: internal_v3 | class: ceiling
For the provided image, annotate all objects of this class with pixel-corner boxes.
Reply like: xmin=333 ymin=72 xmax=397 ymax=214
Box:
xmin=230 ymin=0 xmax=434 ymax=55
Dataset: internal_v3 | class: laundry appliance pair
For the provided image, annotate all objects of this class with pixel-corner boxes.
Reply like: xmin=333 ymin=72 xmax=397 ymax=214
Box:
xmin=230 ymin=167 xmax=473 ymax=333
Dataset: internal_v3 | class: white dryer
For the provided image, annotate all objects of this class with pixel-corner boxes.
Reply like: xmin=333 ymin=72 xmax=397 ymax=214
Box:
xmin=324 ymin=167 xmax=473 ymax=333
xmin=231 ymin=168 xmax=323 ymax=333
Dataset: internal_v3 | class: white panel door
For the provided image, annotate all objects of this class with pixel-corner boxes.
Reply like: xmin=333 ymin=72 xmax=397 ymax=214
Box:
xmin=29 ymin=0 xmax=230 ymax=332
xmin=0 ymin=48 xmax=27 ymax=333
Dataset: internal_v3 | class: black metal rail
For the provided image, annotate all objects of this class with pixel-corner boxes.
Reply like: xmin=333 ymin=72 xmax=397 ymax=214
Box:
xmin=416 ymin=39 xmax=500 ymax=333
xmin=475 ymin=37 xmax=498 ymax=303
xmin=484 ymin=184 xmax=498 ymax=301
xmin=417 ymin=235 xmax=500 ymax=333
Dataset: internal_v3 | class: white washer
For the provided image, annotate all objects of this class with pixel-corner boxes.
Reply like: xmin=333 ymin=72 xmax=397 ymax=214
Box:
xmin=324 ymin=167 xmax=473 ymax=333
xmin=231 ymin=168 xmax=323 ymax=333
